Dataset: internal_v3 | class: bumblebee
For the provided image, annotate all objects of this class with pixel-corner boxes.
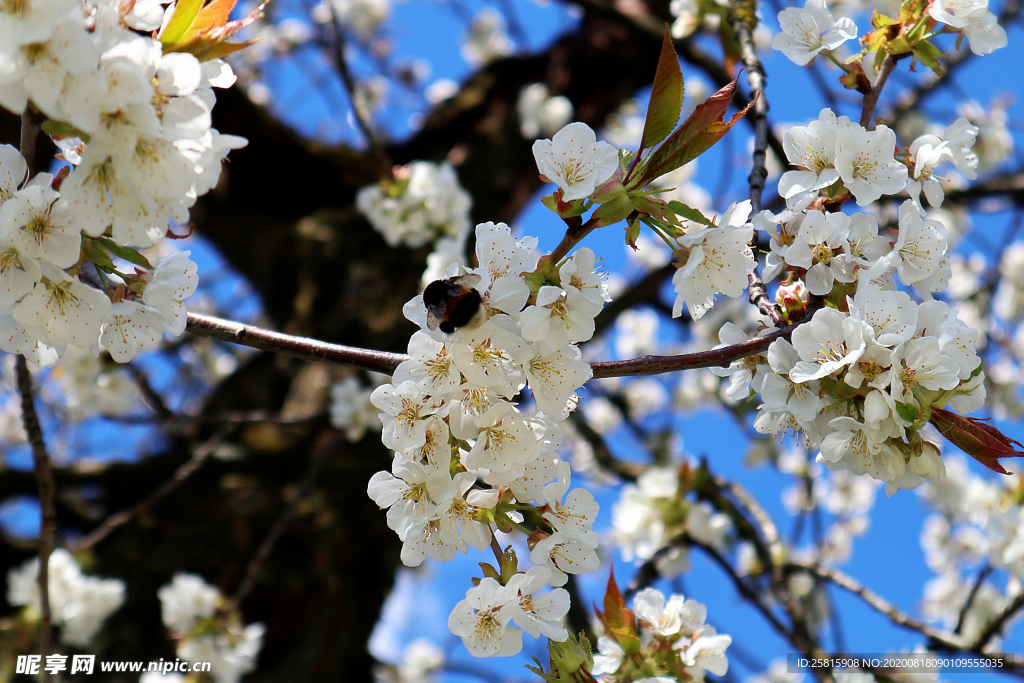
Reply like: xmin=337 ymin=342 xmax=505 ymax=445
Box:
xmin=423 ymin=274 xmax=486 ymax=334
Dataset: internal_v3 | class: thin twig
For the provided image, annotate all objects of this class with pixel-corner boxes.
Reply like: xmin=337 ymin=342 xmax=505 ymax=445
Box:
xmin=20 ymin=109 xmax=38 ymax=176
xmin=231 ymin=432 xmax=340 ymax=606
xmin=788 ymin=560 xmax=971 ymax=649
xmin=326 ymin=5 xmax=390 ymax=166
xmin=728 ymin=0 xmax=784 ymax=326
xmin=859 ymin=54 xmax=897 ymax=129
xmin=125 ymin=362 xmax=175 ymax=421
xmin=971 ymin=584 xmax=1024 ymax=651
xmin=74 ymin=426 xmax=235 ymax=550
xmin=685 ymin=534 xmax=797 ymax=647
xmin=549 ymin=217 xmax=600 ymax=263
xmin=715 ymin=473 xmax=825 ymax=661
xmin=16 ymin=357 xmax=55 ymax=679
xmin=954 ymin=564 xmax=993 ymax=636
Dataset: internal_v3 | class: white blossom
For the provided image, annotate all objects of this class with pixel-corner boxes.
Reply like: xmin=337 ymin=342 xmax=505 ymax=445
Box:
xmin=143 ymin=251 xmax=199 ymax=335
xmin=772 ymin=0 xmax=857 ymax=65
xmin=532 ymin=122 xmax=618 ymax=201
xmin=447 ymin=578 xmax=522 ymax=657
xmin=671 ymin=202 xmax=756 ymax=319
xmin=835 ymin=124 xmax=908 ymax=206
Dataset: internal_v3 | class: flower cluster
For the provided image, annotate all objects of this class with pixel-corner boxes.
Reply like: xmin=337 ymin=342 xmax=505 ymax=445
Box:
xmin=368 ymin=219 xmax=609 ymax=656
xmin=7 ymin=548 xmax=125 ymax=647
xmin=778 ymin=108 xmax=908 ymax=206
xmin=918 ymin=455 xmax=1024 ymax=644
xmin=927 ymin=0 xmax=1007 ymax=54
xmin=330 ymin=372 xmax=387 ymax=441
xmin=592 ymin=587 xmax=731 ymax=682
xmin=747 ymin=179 xmax=985 ymax=492
xmin=461 ymin=8 xmax=513 ymax=67
xmin=906 ymin=118 xmax=980 ymax=212
xmin=356 ymin=160 xmax=474 ymax=285
xmin=517 ymin=83 xmax=574 ymax=140
xmin=356 ymin=161 xmax=472 ymax=250
xmin=372 ymin=638 xmax=444 ymax=683
xmin=612 ymin=466 xmax=732 ymax=578
xmin=157 ymin=572 xmax=264 ymax=683
xmin=0 ymin=0 xmax=244 ymax=368
xmin=448 ymin=566 xmax=570 ymax=657
xmin=669 ymin=200 xmax=758 ymax=320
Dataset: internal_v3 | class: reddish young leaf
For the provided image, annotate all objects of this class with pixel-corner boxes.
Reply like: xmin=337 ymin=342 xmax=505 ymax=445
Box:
xmin=594 ymin=566 xmax=641 ymax=654
xmin=638 ymin=27 xmax=685 ymax=153
xmin=930 ymin=407 xmax=1024 ymax=475
xmin=628 ymin=76 xmax=754 ymax=189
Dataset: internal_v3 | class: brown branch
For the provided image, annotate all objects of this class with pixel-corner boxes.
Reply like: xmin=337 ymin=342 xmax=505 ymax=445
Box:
xmin=73 ymin=425 xmax=235 ymax=550
xmin=685 ymin=533 xmax=797 ymax=644
xmin=569 ymin=413 xmax=643 ymax=481
xmin=859 ymin=54 xmax=897 ymax=129
xmin=589 ymin=323 xmax=795 ymax=377
xmin=231 ymin=431 xmax=340 ymax=606
xmin=182 ymin=309 xmax=796 ymax=375
xmin=16 ymin=357 xmax=55 ymax=678
xmin=185 ymin=311 xmax=407 ymax=374
xmin=955 ymin=564 xmax=993 ymax=636
xmin=549 ymin=216 xmax=600 ymax=263
xmin=187 ymin=310 xmax=801 ymax=379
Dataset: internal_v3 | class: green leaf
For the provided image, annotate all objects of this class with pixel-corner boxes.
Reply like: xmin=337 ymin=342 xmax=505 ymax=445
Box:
xmin=41 ymin=120 xmax=91 ymax=143
xmin=870 ymin=10 xmax=897 ymax=26
xmin=639 ymin=27 xmax=685 ymax=152
xmin=968 ymin=360 xmax=985 ymax=379
xmin=624 ymin=215 xmax=641 ymax=250
xmin=159 ymin=0 xmax=205 ymax=47
xmin=162 ymin=0 xmax=266 ymax=61
xmin=591 ymin=195 xmax=633 ymax=228
xmin=665 ymin=200 xmax=714 ymax=226
xmin=629 ymin=76 xmax=754 ymax=189
xmin=81 ymin=236 xmax=114 ymax=271
xmin=97 ymin=238 xmax=154 ymax=270
xmin=912 ymin=40 xmax=945 ymax=77
xmin=895 ymin=401 xmax=920 ymax=424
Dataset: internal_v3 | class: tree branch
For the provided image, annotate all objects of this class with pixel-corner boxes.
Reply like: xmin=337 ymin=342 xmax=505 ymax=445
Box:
xmin=859 ymin=54 xmax=897 ymax=129
xmin=73 ymin=426 xmax=236 ymax=550
xmin=728 ymin=0 xmax=784 ymax=326
xmin=786 ymin=561 xmax=972 ymax=649
xmin=16 ymin=357 xmax=55 ymax=678
xmin=187 ymin=310 xmax=802 ymax=378
xmin=18 ymin=108 xmax=54 ymax=681
xmin=185 ymin=311 xmax=407 ymax=374
xmin=231 ymin=431 xmax=340 ymax=606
